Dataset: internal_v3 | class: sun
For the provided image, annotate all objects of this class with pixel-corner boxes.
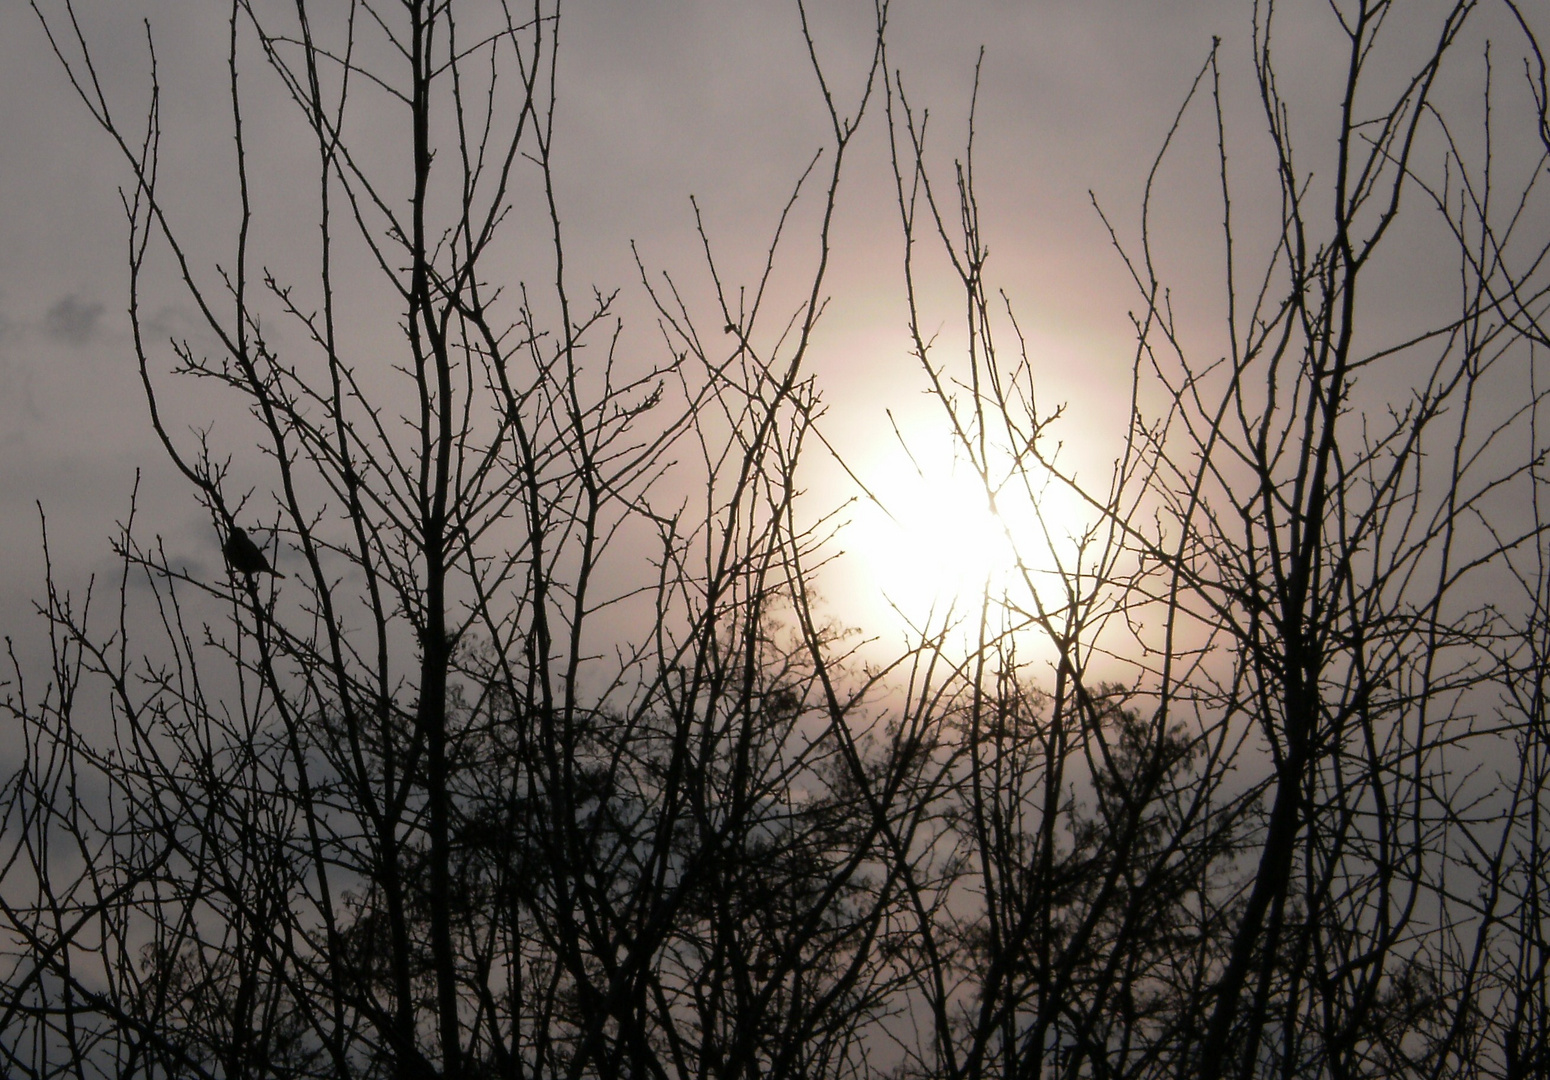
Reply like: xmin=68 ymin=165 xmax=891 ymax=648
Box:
xmin=836 ymin=409 xmax=1111 ymax=643
xmin=849 ymin=445 xmax=1024 ymax=624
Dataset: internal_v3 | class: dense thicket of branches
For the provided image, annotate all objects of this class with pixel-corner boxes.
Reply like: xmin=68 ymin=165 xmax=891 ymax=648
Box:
xmin=3 ymin=1 xmax=1549 ymax=1079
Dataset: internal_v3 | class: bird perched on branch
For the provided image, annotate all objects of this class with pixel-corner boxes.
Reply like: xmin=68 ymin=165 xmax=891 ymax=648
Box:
xmin=224 ymin=526 xmax=285 ymax=579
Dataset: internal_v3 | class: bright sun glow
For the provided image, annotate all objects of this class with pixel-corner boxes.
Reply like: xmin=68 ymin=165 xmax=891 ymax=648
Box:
xmin=848 ymin=438 xmax=1080 ymax=630
xmin=874 ymin=461 xmax=1010 ymax=608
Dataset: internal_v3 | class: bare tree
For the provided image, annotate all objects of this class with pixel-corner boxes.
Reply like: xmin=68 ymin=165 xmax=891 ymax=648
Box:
xmin=9 ymin=1 xmax=1550 ymax=1079
xmin=882 ymin=2 xmax=1550 ymax=1078
xmin=0 ymin=2 xmax=923 ymax=1078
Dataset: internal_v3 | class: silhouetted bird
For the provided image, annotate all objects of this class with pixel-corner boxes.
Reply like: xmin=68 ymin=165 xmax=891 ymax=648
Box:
xmin=224 ymin=526 xmax=285 ymax=578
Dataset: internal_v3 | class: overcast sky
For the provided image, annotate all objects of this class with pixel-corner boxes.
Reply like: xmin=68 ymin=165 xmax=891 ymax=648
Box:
xmin=1 ymin=1 xmax=1539 ymax=649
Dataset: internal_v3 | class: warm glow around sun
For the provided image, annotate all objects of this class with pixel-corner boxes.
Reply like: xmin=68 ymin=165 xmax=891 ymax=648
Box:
xmin=849 ymin=434 xmax=1080 ymax=629
xmin=875 ymin=459 xmax=1009 ymax=609
xmin=837 ymin=409 xmax=1103 ymax=635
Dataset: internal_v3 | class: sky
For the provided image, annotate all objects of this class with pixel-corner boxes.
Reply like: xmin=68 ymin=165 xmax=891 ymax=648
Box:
xmin=0 ymin=0 xmax=1538 ymax=657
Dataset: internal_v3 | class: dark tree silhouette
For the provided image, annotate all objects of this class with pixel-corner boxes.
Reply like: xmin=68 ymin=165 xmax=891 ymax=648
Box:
xmin=877 ymin=3 xmax=1550 ymax=1078
xmin=4 ymin=1 xmax=1550 ymax=1079
xmin=1 ymin=2 xmax=909 ymax=1078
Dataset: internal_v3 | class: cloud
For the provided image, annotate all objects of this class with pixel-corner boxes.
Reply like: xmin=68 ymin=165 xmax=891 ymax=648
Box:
xmin=44 ymin=294 xmax=104 ymax=346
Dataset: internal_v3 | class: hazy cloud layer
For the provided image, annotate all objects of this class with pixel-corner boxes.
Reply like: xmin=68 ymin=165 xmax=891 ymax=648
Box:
xmin=0 ymin=0 xmax=1539 ymax=630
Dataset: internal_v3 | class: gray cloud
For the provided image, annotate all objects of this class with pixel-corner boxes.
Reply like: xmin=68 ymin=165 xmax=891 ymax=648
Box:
xmin=44 ymin=294 xmax=104 ymax=345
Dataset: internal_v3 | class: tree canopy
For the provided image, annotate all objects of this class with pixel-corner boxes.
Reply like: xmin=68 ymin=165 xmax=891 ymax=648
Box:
xmin=4 ymin=2 xmax=1550 ymax=1078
